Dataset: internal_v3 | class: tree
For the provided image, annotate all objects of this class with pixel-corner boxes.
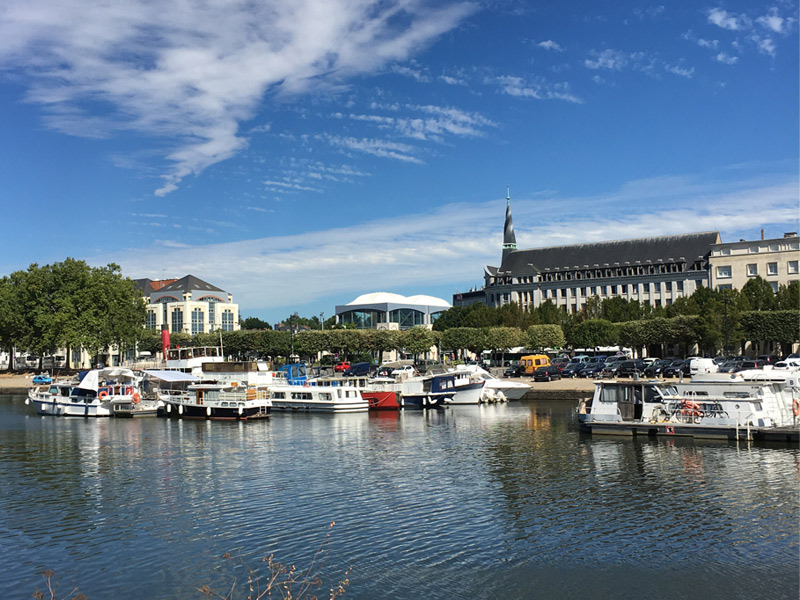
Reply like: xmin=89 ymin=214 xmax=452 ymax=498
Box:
xmin=526 ymin=324 xmax=565 ymax=351
xmin=241 ymin=316 xmax=272 ymax=330
xmin=741 ymin=276 xmax=776 ymax=311
xmin=776 ymin=281 xmax=799 ymax=310
xmin=567 ymin=319 xmax=618 ymax=350
xmin=740 ymin=310 xmax=800 ymax=356
xmin=399 ymin=327 xmax=436 ymax=361
xmin=440 ymin=327 xmax=482 ymax=360
xmin=531 ymin=300 xmax=564 ymax=325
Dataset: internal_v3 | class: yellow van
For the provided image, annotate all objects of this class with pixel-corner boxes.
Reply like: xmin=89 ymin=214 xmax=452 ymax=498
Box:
xmin=519 ymin=354 xmax=551 ymax=375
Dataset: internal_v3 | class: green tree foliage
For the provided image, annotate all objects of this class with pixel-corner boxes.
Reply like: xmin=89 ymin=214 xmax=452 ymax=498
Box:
xmin=567 ymin=319 xmax=618 ymax=349
xmin=740 ymin=310 xmax=800 ymax=354
xmin=526 ymin=324 xmax=565 ymax=351
xmin=399 ymin=327 xmax=436 ymax=359
xmin=440 ymin=327 xmax=483 ymax=359
xmin=741 ymin=276 xmax=777 ymax=311
xmin=776 ymin=281 xmax=799 ymax=310
xmin=531 ymin=300 xmax=564 ymax=325
xmin=600 ymin=297 xmax=648 ymax=322
xmin=240 ymin=316 xmax=272 ymax=330
xmin=0 ymin=260 xmax=145 ymax=367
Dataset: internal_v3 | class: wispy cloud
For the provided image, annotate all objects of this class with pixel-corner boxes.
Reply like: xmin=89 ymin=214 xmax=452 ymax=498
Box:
xmin=104 ymin=169 xmax=799 ymax=313
xmin=0 ymin=0 xmax=477 ymax=196
xmin=322 ymin=135 xmax=424 ymax=163
xmin=585 ymin=49 xmax=630 ymax=70
xmin=495 ymin=75 xmax=582 ymax=104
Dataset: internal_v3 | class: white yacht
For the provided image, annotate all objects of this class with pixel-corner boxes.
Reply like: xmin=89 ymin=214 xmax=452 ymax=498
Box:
xmin=454 ymin=364 xmax=529 ymax=401
xmin=269 ymin=384 xmax=368 ymax=412
xmin=27 ymin=368 xmax=143 ymax=417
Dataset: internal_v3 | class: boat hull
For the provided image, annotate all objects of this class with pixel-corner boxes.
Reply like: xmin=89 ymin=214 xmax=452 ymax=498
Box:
xmin=362 ymin=390 xmax=401 ymax=410
xmin=448 ymin=381 xmax=486 ymax=405
xmin=162 ymin=401 xmax=270 ymax=420
xmin=578 ymin=416 xmax=799 ymax=442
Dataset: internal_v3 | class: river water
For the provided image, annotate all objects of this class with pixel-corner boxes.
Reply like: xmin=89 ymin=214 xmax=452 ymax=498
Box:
xmin=1 ymin=393 xmax=798 ymax=599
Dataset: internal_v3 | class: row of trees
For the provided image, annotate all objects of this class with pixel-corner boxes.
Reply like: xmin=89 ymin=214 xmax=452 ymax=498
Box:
xmin=0 ymin=259 xmax=146 ymax=369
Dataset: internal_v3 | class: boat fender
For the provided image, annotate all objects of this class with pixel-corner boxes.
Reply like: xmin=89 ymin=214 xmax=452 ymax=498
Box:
xmin=98 ymin=391 xmax=108 ymax=399
xmin=238 ymin=406 xmax=243 ymax=416
xmin=132 ymin=393 xmax=141 ymax=405
xmin=166 ymin=403 xmax=171 ymax=414
xmin=793 ymin=398 xmax=800 ymax=417
xmin=178 ymin=405 xmax=183 ymax=415
xmin=206 ymin=407 xmax=211 ymax=417
xmin=25 ymin=398 xmax=30 ymax=406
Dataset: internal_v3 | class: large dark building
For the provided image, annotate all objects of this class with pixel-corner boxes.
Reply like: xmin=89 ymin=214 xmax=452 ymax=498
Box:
xmin=455 ymin=194 xmax=720 ymax=313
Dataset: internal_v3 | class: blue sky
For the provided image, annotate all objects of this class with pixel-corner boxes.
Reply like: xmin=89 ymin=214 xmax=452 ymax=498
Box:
xmin=1 ymin=0 xmax=797 ymax=325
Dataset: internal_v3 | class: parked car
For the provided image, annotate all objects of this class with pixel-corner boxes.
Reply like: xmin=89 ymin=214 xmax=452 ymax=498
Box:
xmin=662 ymin=359 xmax=690 ymax=378
xmin=733 ymin=359 xmax=766 ymax=372
xmin=617 ymin=359 xmax=647 ymax=378
xmin=689 ymin=357 xmax=719 ymax=376
xmin=32 ymin=374 xmax=52 ymax=385
xmin=343 ymin=362 xmax=375 ymax=377
xmin=532 ymin=364 xmax=562 ymax=382
xmin=561 ymin=362 xmax=584 ymax=378
xmin=643 ymin=359 xmax=673 ymax=378
xmin=577 ymin=362 xmax=606 ymax=378
xmin=757 ymin=355 xmax=781 ymax=365
xmin=774 ymin=359 xmax=800 ymax=370
xmin=334 ymin=361 xmax=351 ymax=372
xmin=600 ymin=362 xmax=621 ymax=378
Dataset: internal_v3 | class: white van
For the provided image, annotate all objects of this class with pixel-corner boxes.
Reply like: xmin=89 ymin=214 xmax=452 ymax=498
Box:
xmin=689 ymin=357 xmax=718 ymax=376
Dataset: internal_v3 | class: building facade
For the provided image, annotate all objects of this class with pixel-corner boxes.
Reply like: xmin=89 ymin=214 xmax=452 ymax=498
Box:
xmin=335 ymin=292 xmax=451 ymax=330
xmin=135 ymin=275 xmax=240 ymax=334
xmin=456 ymin=196 xmax=720 ymax=312
xmin=708 ymin=233 xmax=799 ymax=292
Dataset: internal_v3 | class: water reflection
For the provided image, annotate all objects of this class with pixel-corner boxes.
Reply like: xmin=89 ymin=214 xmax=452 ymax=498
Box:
xmin=0 ymin=395 xmax=797 ymax=600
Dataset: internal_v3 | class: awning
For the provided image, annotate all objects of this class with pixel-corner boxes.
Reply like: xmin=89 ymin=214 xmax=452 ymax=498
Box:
xmin=144 ymin=370 xmax=202 ymax=383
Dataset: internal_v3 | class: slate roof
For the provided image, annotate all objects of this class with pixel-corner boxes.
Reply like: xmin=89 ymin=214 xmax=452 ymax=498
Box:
xmin=158 ymin=275 xmax=226 ymax=294
xmin=489 ymin=231 xmax=720 ymax=275
xmin=133 ymin=278 xmax=177 ymax=297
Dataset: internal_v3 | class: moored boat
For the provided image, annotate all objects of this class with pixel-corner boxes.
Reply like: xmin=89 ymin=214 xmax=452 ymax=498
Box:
xmin=578 ymin=378 xmax=799 ymax=442
xmin=269 ymin=384 xmax=368 ymax=412
xmin=162 ymin=382 xmax=271 ymax=420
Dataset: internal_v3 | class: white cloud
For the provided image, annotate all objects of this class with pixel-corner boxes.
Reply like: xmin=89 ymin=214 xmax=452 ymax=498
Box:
xmin=715 ymin=52 xmax=739 ymax=65
xmin=751 ymin=35 xmax=777 ymax=56
xmin=756 ymin=8 xmax=785 ymax=34
xmin=495 ymin=75 xmax=582 ymax=104
xmin=584 ymin=49 xmax=629 ymax=70
xmin=664 ymin=64 xmax=694 ymax=78
xmin=322 ymin=135 xmax=424 ymax=163
xmin=537 ymin=40 xmax=563 ymax=51
xmin=697 ymin=38 xmax=719 ymax=49
xmin=391 ymin=64 xmax=431 ymax=83
xmin=0 ymin=0 xmax=476 ymax=196
xmin=439 ymin=74 xmax=466 ymax=85
xmin=105 ymin=170 xmax=799 ymax=313
xmin=707 ymin=8 xmax=747 ymax=31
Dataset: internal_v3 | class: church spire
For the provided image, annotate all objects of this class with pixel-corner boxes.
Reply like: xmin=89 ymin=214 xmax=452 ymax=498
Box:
xmin=502 ymin=186 xmax=517 ymax=262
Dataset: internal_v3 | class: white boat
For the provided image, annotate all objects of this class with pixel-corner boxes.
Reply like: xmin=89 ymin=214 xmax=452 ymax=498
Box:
xmin=447 ymin=367 xmax=487 ymax=404
xmin=453 ymin=365 xmax=528 ymax=401
xmin=269 ymin=384 xmax=368 ymax=412
xmin=26 ymin=380 xmax=77 ymax=416
xmin=165 ymin=346 xmax=225 ymax=377
xmin=161 ymin=382 xmax=271 ymax=420
xmin=578 ymin=378 xmax=799 ymax=442
xmin=27 ymin=368 xmax=143 ymax=417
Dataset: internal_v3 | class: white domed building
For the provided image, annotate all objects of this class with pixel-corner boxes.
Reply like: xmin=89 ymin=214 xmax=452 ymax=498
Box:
xmin=335 ymin=292 xmax=451 ymax=330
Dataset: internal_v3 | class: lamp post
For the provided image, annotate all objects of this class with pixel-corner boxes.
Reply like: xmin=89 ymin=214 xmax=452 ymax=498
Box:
xmin=721 ymin=290 xmax=731 ymax=357
xmin=320 ymin=312 xmax=324 ymax=330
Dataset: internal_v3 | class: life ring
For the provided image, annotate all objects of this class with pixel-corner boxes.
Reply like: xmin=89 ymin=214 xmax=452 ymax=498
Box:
xmin=793 ymin=398 xmax=800 ymax=417
xmin=98 ymin=391 xmax=109 ymax=399
xmin=132 ymin=393 xmax=141 ymax=405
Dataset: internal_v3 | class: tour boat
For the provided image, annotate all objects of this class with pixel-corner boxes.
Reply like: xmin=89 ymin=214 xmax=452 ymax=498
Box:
xmin=578 ymin=377 xmax=799 ymax=442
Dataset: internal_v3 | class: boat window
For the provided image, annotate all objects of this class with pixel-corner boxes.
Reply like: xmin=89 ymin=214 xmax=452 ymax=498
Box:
xmin=753 ymin=402 xmax=762 ymax=411
xmin=273 ymin=392 xmax=285 ymax=399
xmin=644 ymin=386 xmax=661 ymax=404
xmin=346 ymin=391 xmax=356 ymax=398
xmin=723 ymin=392 xmax=751 ymax=398
xmin=320 ymin=393 xmax=331 ymax=401
xmin=220 ymin=402 xmax=228 ymax=407
xmin=239 ymin=403 xmax=245 ymax=407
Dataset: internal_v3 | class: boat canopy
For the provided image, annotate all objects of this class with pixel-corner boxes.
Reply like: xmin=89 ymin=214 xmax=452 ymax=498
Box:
xmin=144 ymin=370 xmax=202 ymax=383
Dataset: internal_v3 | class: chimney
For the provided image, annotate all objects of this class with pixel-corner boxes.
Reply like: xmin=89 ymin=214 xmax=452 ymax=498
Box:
xmin=761 ymin=229 xmax=764 ymax=240
xmin=785 ymin=232 xmax=798 ymax=238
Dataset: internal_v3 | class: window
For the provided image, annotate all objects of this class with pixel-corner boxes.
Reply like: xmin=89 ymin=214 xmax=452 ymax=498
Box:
xmin=749 ymin=246 xmax=760 ymax=254
xmin=171 ymin=308 xmax=183 ymax=333
xmin=146 ymin=310 xmax=156 ymax=330
xmin=770 ymin=282 xmax=778 ymax=293
xmin=561 ymin=289 xmax=567 ymax=298
xmin=769 ymin=244 xmax=780 ymax=252
xmin=721 ymin=248 xmax=732 ymax=255
xmin=767 ymin=262 xmax=778 ymax=276
xmin=677 ymin=281 xmax=684 ymax=293
xmin=716 ymin=266 xmax=732 ymax=279
xmin=788 ymin=261 xmax=799 ymax=274
xmin=621 ymin=285 xmax=627 ymax=294
xmin=222 ymin=310 xmax=234 ymax=331
xmin=746 ymin=264 xmax=758 ymax=277
xmin=610 ymin=285 xmax=617 ymax=294
xmin=191 ymin=308 xmax=204 ymax=334
xmin=591 ymin=286 xmax=597 ymax=295
xmin=717 ymin=284 xmax=733 ymax=290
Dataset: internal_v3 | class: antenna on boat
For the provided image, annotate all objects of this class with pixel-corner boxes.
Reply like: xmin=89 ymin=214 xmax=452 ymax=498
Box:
xmin=219 ymin=330 xmax=224 ymax=361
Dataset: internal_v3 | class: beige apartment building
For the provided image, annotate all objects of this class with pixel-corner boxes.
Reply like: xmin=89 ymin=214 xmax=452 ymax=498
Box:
xmin=708 ymin=233 xmax=799 ymax=292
